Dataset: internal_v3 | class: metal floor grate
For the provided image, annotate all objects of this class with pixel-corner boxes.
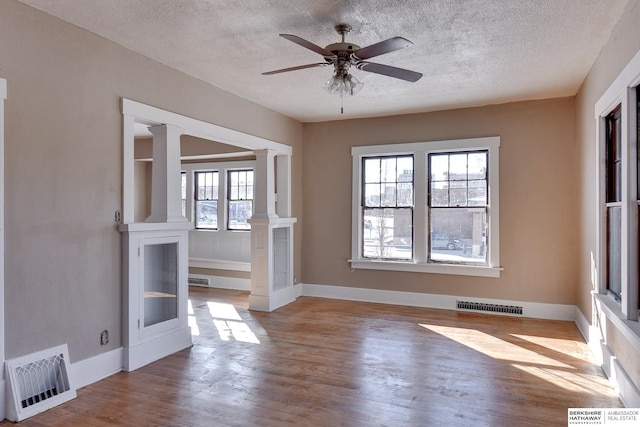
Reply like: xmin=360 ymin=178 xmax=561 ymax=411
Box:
xmin=457 ymin=300 xmax=524 ymax=316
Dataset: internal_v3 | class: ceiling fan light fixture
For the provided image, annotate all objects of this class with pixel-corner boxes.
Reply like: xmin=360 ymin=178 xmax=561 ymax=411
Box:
xmin=323 ymin=72 xmax=363 ymax=96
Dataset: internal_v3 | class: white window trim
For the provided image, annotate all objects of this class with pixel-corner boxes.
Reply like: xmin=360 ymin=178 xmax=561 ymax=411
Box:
xmin=594 ymin=48 xmax=640 ymax=321
xmin=350 ymin=136 xmax=501 ymax=278
xmin=182 ymin=160 xmax=256 ymax=232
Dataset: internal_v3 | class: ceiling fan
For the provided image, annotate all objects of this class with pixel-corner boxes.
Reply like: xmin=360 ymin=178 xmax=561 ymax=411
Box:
xmin=262 ymin=24 xmax=423 ymax=98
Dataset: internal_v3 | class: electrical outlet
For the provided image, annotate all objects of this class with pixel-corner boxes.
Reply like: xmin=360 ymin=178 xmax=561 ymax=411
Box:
xmin=114 ymin=210 xmax=121 ymax=223
xmin=100 ymin=330 xmax=109 ymax=346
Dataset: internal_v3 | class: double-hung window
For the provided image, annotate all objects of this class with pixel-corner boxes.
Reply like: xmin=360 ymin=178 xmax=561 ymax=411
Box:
xmin=351 ymin=137 xmax=500 ymax=277
xmin=428 ymin=151 xmax=488 ymax=264
xmin=194 ymin=171 xmax=219 ymax=230
xmin=605 ymin=106 xmax=622 ymax=301
xmin=362 ymin=155 xmax=414 ymax=260
xmin=227 ymin=169 xmax=254 ymax=231
xmin=595 ymin=53 xmax=640 ymax=321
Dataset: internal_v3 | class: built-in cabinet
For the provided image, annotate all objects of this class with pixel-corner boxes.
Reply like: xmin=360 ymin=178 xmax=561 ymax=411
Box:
xmin=120 ymin=223 xmax=192 ymax=371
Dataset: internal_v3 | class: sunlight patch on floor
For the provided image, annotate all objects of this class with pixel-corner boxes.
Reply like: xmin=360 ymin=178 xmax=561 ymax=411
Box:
xmin=214 ymin=319 xmax=261 ymax=344
xmin=510 ymin=334 xmax=584 ymax=358
xmin=511 ymin=364 xmax=614 ymax=396
xmin=420 ymin=324 xmax=573 ymax=369
xmin=188 ymin=299 xmax=200 ymax=336
xmin=208 ymin=301 xmax=243 ymax=320
xmin=204 ymin=301 xmax=261 ymax=344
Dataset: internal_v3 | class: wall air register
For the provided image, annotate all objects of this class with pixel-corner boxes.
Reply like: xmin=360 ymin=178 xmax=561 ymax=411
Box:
xmin=5 ymin=344 xmax=77 ymax=422
xmin=456 ymin=300 xmax=523 ymax=316
xmin=188 ymin=275 xmax=211 ymax=287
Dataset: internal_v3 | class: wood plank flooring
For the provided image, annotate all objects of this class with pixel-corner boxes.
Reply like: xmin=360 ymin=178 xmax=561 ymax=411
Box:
xmin=4 ymin=287 xmax=622 ymax=426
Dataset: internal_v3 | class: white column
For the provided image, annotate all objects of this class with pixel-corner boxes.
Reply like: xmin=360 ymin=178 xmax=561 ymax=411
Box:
xmin=145 ymin=124 xmax=186 ymax=223
xmin=249 ymin=149 xmax=298 ymax=312
xmin=276 ymin=154 xmax=291 ymax=217
xmin=253 ymin=149 xmax=278 ymax=220
xmin=122 ymin=114 xmax=135 ymax=224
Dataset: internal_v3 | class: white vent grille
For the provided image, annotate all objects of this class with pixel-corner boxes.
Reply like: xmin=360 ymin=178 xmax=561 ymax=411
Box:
xmin=457 ymin=300 xmax=523 ymax=316
xmin=5 ymin=344 xmax=77 ymax=422
xmin=188 ymin=275 xmax=211 ymax=287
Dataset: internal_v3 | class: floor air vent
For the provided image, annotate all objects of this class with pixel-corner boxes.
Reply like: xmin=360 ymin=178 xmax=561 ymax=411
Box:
xmin=457 ymin=300 xmax=523 ymax=316
xmin=5 ymin=344 xmax=77 ymax=422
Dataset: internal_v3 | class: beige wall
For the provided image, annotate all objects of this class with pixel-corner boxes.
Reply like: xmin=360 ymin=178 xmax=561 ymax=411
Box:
xmin=575 ymin=0 xmax=640 ymax=393
xmin=302 ymin=97 xmax=578 ymax=304
xmin=0 ymin=0 xmax=302 ymax=362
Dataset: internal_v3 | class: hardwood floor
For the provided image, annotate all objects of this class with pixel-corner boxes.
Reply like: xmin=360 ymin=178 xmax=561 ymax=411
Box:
xmin=5 ymin=287 xmax=621 ymax=426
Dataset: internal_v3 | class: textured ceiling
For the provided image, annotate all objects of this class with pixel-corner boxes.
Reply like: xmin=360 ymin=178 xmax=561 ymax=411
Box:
xmin=18 ymin=0 xmax=630 ymax=122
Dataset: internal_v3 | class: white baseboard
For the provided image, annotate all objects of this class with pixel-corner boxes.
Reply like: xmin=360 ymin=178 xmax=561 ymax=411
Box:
xmin=212 ymin=276 xmax=250 ymax=291
xmin=249 ymin=284 xmax=302 ymax=312
xmin=72 ymin=348 xmax=123 ymax=389
xmin=301 ymin=283 xmax=576 ymax=321
xmin=124 ymin=327 xmax=192 ymax=372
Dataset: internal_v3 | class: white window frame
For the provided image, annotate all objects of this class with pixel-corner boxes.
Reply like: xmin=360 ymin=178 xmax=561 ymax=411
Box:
xmin=181 ymin=160 xmax=255 ymax=232
xmin=350 ymin=137 xmax=501 ymax=278
xmin=226 ymin=168 xmax=254 ymax=231
xmin=193 ymin=169 xmax=220 ymax=230
xmin=595 ymin=48 xmax=640 ymax=322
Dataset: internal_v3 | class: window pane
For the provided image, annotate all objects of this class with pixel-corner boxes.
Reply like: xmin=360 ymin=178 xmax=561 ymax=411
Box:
xmin=607 ymin=206 xmax=622 ymax=300
xmin=429 ymin=208 xmax=487 ymax=264
xmin=450 ymin=185 xmax=468 ymax=207
xmin=430 ymin=154 xmax=449 ymax=183
xmin=430 ymin=182 xmax=449 ymax=207
xmin=468 ymin=180 xmax=487 ymax=206
xmin=364 ymin=158 xmax=381 ymax=183
xmin=428 ymin=151 xmax=487 ymax=209
xmin=381 ymin=157 xmax=397 ymax=183
xmin=363 ymin=208 xmax=412 ymax=260
xmin=606 ymin=106 xmax=622 ymax=203
xmin=449 ymin=153 xmax=468 ymax=178
xmin=363 ymin=155 xmax=413 ymax=208
xmin=381 ymin=186 xmax=397 ymax=207
xmin=195 ymin=171 xmax=218 ymax=201
xmin=229 ymin=200 xmax=252 ymax=230
xmin=397 ymin=167 xmax=413 ymax=207
xmin=364 ymin=183 xmax=381 ymax=207
xmin=468 ymin=152 xmax=487 ymax=179
xmin=195 ymin=200 xmax=217 ymax=229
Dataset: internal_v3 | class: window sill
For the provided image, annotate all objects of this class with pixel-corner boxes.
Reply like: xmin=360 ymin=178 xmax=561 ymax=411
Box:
xmin=592 ymin=292 xmax=640 ymax=354
xmin=348 ymin=259 xmax=502 ymax=278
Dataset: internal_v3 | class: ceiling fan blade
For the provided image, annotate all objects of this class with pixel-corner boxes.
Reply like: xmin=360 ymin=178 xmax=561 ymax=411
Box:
xmin=280 ymin=34 xmax=337 ymax=59
xmin=356 ymin=61 xmax=423 ymax=82
xmin=354 ymin=37 xmax=414 ymax=60
xmin=262 ymin=63 xmax=328 ymax=75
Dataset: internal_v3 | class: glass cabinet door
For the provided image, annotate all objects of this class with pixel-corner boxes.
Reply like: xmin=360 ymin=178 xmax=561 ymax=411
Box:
xmin=143 ymin=243 xmax=178 ymax=327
